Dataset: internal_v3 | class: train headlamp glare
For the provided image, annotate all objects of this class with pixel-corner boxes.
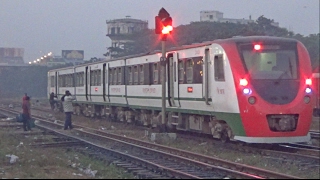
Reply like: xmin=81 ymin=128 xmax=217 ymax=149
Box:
xmin=305 ymin=87 xmax=312 ymax=94
xmin=243 ymin=88 xmax=251 ymax=95
xmin=248 ymin=96 xmax=256 ymax=104
xmin=303 ymin=96 xmax=310 ymax=104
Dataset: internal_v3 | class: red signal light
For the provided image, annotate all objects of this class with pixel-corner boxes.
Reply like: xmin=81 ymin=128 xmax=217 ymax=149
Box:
xmin=155 ymin=16 xmax=173 ymax=35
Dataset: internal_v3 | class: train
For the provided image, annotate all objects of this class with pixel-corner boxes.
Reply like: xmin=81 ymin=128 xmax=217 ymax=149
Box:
xmin=48 ymin=36 xmax=316 ymax=144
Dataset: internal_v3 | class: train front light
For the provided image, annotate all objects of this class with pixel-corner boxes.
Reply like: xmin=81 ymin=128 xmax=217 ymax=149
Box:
xmin=304 ymin=96 xmax=310 ymax=104
xmin=248 ymin=96 xmax=256 ymax=104
xmin=305 ymin=87 xmax=312 ymax=94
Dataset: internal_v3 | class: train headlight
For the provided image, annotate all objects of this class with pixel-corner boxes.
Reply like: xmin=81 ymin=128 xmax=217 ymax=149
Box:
xmin=305 ymin=87 xmax=312 ymax=94
xmin=304 ymin=96 xmax=310 ymax=104
xmin=248 ymin=96 xmax=256 ymax=104
xmin=243 ymin=88 xmax=251 ymax=95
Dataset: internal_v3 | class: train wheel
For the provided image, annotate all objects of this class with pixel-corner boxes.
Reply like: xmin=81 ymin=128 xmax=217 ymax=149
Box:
xmin=220 ymin=130 xmax=230 ymax=143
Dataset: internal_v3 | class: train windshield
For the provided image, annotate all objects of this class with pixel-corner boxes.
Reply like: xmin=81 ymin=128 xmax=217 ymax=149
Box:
xmin=239 ymin=43 xmax=298 ymax=80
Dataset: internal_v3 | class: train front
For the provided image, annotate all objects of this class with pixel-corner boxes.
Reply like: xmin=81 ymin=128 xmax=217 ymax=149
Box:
xmin=232 ymin=37 xmax=314 ymax=143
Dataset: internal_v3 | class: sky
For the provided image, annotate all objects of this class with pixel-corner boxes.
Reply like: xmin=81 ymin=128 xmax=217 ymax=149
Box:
xmin=0 ymin=0 xmax=319 ymax=63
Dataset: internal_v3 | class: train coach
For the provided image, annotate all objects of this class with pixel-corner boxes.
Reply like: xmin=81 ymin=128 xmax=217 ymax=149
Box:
xmin=48 ymin=36 xmax=316 ymax=144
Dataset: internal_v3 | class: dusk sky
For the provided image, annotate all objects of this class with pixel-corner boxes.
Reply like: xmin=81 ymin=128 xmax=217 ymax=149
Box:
xmin=0 ymin=0 xmax=318 ymax=62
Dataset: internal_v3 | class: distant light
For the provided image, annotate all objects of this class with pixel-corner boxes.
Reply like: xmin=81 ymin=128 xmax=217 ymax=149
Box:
xmin=28 ymin=62 xmax=32 ymax=64
xmin=33 ymin=60 xmax=36 ymax=63
xmin=37 ymin=59 xmax=40 ymax=61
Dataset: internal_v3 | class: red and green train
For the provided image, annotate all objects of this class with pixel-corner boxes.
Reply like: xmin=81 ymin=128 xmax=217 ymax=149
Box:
xmin=48 ymin=36 xmax=315 ymax=143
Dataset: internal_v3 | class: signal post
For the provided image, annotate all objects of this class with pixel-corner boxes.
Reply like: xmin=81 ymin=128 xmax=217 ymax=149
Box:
xmin=155 ymin=8 xmax=173 ymax=132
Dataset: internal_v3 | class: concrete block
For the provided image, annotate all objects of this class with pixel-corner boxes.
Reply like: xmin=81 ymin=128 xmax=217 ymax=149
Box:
xmin=150 ymin=133 xmax=177 ymax=142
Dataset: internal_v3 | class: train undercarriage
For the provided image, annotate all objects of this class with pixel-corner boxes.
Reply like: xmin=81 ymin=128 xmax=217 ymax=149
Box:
xmin=70 ymin=103 xmax=234 ymax=142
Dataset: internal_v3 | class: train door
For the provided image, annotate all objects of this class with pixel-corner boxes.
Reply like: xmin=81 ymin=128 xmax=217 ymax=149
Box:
xmin=103 ymin=63 xmax=106 ymax=102
xmin=203 ymin=48 xmax=210 ymax=105
xmin=168 ymin=53 xmax=179 ymax=107
xmin=55 ymin=71 xmax=58 ymax=96
xmin=87 ymin=66 xmax=91 ymax=101
xmin=85 ymin=67 xmax=89 ymax=101
xmin=106 ymin=63 xmax=110 ymax=102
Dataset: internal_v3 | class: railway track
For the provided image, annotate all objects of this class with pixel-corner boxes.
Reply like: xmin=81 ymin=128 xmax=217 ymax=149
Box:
xmin=0 ymin=106 xmax=311 ymax=179
xmin=310 ymin=130 xmax=320 ymax=139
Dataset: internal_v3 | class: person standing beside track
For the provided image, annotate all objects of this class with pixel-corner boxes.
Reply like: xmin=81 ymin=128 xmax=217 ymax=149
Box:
xmin=21 ymin=95 xmax=31 ymax=131
xmin=49 ymin=92 xmax=57 ymax=110
xmin=62 ymin=90 xmax=75 ymax=130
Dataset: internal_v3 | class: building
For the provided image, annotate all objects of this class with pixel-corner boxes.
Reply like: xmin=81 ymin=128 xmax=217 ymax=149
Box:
xmin=200 ymin=10 xmax=279 ymax=27
xmin=0 ymin=47 xmax=24 ymax=65
xmin=61 ymin=50 xmax=84 ymax=65
xmin=106 ymin=16 xmax=148 ymax=57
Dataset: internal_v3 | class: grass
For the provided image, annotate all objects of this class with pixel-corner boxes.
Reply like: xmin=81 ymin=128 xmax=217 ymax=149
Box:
xmin=0 ymin=128 xmax=135 ymax=179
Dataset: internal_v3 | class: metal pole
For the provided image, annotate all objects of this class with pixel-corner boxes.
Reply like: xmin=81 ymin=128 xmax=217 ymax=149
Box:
xmin=161 ymin=37 xmax=166 ymax=132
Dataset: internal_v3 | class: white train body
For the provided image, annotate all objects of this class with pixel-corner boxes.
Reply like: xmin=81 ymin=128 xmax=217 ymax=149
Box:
xmin=48 ymin=36 xmax=314 ymax=143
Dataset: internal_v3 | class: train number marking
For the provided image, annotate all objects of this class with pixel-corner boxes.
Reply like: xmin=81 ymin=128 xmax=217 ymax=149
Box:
xmin=143 ymin=88 xmax=156 ymax=93
xmin=217 ymin=88 xmax=225 ymax=94
xmin=111 ymin=88 xmax=121 ymax=92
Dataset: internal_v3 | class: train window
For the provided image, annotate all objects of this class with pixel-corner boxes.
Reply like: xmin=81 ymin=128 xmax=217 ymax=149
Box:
xmin=90 ymin=71 xmax=94 ymax=86
xmin=68 ymin=74 xmax=74 ymax=87
xmin=117 ymin=67 xmax=122 ymax=85
xmin=178 ymin=60 xmax=185 ymax=84
xmin=214 ymin=55 xmax=225 ymax=81
xmin=153 ymin=63 xmax=159 ymax=84
xmin=75 ymin=73 xmax=78 ymax=87
xmin=50 ymin=76 xmax=55 ymax=87
xmin=186 ymin=59 xmax=193 ymax=83
xmin=139 ymin=65 xmax=144 ymax=85
xmin=80 ymin=72 xmax=84 ymax=86
xmin=109 ymin=68 xmax=113 ymax=85
xmin=193 ymin=57 xmax=203 ymax=83
xmin=134 ymin=66 xmax=139 ymax=85
xmin=94 ymin=71 xmax=97 ymax=86
xmin=97 ymin=70 xmax=101 ymax=86
xmin=128 ymin=66 xmax=133 ymax=85
xmin=113 ymin=68 xmax=117 ymax=85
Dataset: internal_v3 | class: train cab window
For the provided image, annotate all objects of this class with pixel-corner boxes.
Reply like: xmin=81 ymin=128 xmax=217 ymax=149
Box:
xmin=134 ymin=66 xmax=139 ymax=85
xmin=153 ymin=63 xmax=159 ymax=84
xmin=139 ymin=65 xmax=144 ymax=85
xmin=128 ymin=66 xmax=133 ymax=85
xmin=214 ymin=55 xmax=225 ymax=81
xmin=178 ymin=60 xmax=185 ymax=84
xmin=117 ymin=67 xmax=122 ymax=85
